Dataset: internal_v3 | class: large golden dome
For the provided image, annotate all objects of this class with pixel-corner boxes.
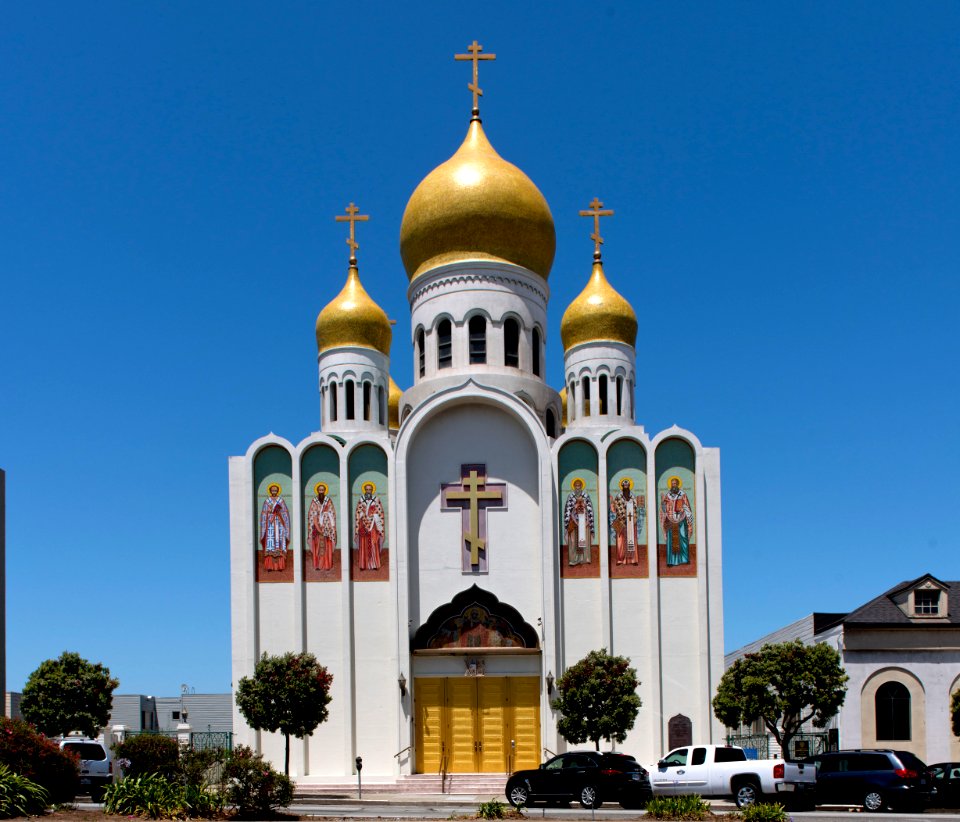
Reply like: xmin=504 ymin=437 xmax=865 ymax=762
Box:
xmin=387 ymin=376 xmax=401 ymax=429
xmin=400 ymin=119 xmax=556 ymax=281
xmin=560 ymin=260 xmax=638 ymax=350
xmin=315 ymin=265 xmax=392 ymax=356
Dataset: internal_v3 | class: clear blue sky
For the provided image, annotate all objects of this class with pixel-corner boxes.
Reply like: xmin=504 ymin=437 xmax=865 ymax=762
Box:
xmin=2 ymin=2 xmax=958 ymax=696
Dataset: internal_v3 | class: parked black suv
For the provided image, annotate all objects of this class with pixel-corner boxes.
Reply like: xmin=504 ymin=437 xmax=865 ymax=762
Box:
xmin=802 ymin=749 xmax=931 ymax=811
xmin=505 ymin=751 xmax=651 ymax=809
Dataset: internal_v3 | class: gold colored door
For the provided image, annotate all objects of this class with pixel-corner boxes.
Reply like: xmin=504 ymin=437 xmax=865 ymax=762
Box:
xmin=508 ymin=677 xmax=541 ymax=771
xmin=446 ymin=678 xmax=477 ymax=773
xmin=414 ymin=676 xmax=542 ymax=774
xmin=477 ymin=678 xmax=508 ymax=772
xmin=414 ymin=678 xmax=445 ymax=774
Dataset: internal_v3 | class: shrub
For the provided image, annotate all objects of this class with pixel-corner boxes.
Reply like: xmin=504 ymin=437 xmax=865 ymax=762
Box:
xmin=740 ymin=802 xmax=788 ymax=822
xmin=0 ymin=764 xmax=49 ymax=818
xmin=113 ymin=735 xmax=181 ymax=779
xmin=478 ymin=798 xmax=507 ymax=819
xmin=0 ymin=717 xmax=78 ymax=803
xmin=645 ymin=794 xmax=711 ymax=820
xmin=223 ymin=745 xmax=293 ymax=817
xmin=179 ymin=747 xmax=227 ymax=789
xmin=103 ymin=772 xmax=223 ymax=819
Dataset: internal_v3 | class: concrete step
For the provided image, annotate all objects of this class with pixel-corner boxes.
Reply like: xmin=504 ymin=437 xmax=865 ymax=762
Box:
xmin=293 ymin=772 xmax=509 ymax=797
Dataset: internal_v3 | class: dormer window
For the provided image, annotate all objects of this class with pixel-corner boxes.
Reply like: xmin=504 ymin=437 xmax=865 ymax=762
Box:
xmin=914 ymin=589 xmax=940 ymax=616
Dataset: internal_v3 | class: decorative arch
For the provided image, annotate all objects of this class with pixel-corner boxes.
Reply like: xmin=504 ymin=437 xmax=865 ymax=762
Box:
xmin=412 ymin=585 xmax=539 ymax=651
xmin=558 ymin=438 xmax=600 ymax=579
xmin=861 ymin=667 xmax=926 ymax=758
xmin=655 ymin=436 xmax=697 ymax=577
xmin=301 ymin=443 xmax=341 ymax=582
xmin=253 ymin=443 xmax=293 ymax=583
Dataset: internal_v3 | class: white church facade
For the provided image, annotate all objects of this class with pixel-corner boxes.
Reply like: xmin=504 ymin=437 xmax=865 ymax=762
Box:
xmin=229 ymin=45 xmax=725 ymax=779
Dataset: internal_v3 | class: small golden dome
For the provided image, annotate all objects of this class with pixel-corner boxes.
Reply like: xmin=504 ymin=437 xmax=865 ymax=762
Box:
xmin=388 ymin=376 xmax=401 ymax=430
xmin=315 ymin=265 xmax=392 ymax=356
xmin=560 ymin=260 xmax=637 ymax=350
xmin=400 ymin=119 xmax=556 ymax=281
xmin=559 ymin=387 xmax=568 ymax=426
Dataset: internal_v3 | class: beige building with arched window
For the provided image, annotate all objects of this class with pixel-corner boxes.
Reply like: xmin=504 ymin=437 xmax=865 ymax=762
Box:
xmin=726 ymin=574 xmax=960 ymax=763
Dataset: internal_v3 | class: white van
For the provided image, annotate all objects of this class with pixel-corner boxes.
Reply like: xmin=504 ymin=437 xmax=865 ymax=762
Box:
xmin=59 ymin=738 xmax=113 ymax=801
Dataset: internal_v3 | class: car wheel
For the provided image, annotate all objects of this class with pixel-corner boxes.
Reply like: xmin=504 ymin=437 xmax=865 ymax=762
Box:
xmin=735 ymin=780 xmax=761 ymax=809
xmin=579 ymin=784 xmax=599 ymax=809
xmin=89 ymin=785 xmax=105 ymax=803
xmin=863 ymin=791 xmax=885 ymax=812
xmin=507 ymin=781 xmax=530 ymax=808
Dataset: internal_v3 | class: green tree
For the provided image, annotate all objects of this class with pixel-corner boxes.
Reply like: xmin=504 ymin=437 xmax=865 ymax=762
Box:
xmin=712 ymin=640 xmax=848 ymax=760
xmin=235 ymin=652 xmax=333 ymax=776
xmin=551 ymin=648 xmax=641 ymax=750
xmin=21 ymin=651 xmax=118 ymax=738
xmin=951 ymin=688 xmax=960 ymax=737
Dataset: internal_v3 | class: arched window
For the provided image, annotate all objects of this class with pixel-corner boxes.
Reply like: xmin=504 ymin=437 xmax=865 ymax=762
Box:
xmin=329 ymin=382 xmax=338 ymax=422
xmin=568 ymin=381 xmax=576 ymax=421
xmin=546 ymin=409 xmax=556 ymax=438
xmin=599 ymin=375 xmax=609 ymax=414
xmin=378 ymin=385 xmax=385 ymax=424
xmin=532 ymin=328 xmax=541 ymax=376
xmin=437 ymin=319 xmax=452 ymax=369
xmin=504 ymin=319 xmax=519 ymax=368
xmin=616 ymin=376 xmax=624 ymax=415
xmin=469 ymin=316 xmax=487 ymax=364
xmin=416 ymin=328 xmax=426 ymax=378
xmin=345 ymin=379 xmax=355 ymax=420
xmin=875 ymin=681 xmax=911 ymax=740
xmin=582 ymin=376 xmax=591 ymax=415
xmin=363 ymin=380 xmax=372 ymax=421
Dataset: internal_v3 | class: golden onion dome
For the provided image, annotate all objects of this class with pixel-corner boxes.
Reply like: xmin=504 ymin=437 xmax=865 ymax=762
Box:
xmin=559 ymin=387 xmax=568 ymax=426
xmin=315 ymin=265 xmax=392 ymax=356
xmin=560 ymin=260 xmax=638 ymax=351
xmin=388 ymin=376 xmax=401 ymax=429
xmin=400 ymin=119 xmax=556 ymax=281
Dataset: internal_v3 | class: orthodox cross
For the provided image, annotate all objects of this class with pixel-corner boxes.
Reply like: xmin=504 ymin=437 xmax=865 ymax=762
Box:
xmin=441 ymin=464 xmax=507 ymax=572
xmin=579 ymin=197 xmax=614 ymax=260
xmin=455 ymin=40 xmax=496 ymax=118
xmin=335 ymin=202 xmax=369 ymax=265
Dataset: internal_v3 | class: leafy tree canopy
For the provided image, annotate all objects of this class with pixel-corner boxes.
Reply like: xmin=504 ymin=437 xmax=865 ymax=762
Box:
xmin=712 ymin=640 xmax=848 ymax=759
xmin=551 ymin=648 xmax=641 ymax=750
xmin=235 ymin=652 xmax=333 ymax=775
xmin=21 ymin=651 xmax=118 ymax=738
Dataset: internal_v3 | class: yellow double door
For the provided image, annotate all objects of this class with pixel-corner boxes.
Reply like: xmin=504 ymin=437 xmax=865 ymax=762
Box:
xmin=415 ymin=676 xmax=540 ymax=774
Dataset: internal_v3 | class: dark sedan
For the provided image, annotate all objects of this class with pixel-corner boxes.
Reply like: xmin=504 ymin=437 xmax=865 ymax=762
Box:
xmin=505 ymin=751 xmax=651 ymax=809
xmin=929 ymin=763 xmax=960 ymax=807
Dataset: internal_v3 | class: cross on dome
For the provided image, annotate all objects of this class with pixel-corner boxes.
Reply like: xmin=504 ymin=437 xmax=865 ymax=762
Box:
xmin=334 ymin=202 xmax=369 ymax=265
xmin=579 ymin=197 xmax=614 ymax=261
xmin=455 ymin=40 xmax=496 ymax=119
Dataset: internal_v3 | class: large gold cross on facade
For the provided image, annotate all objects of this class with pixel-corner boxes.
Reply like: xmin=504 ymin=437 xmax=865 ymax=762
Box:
xmin=579 ymin=197 xmax=614 ymax=259
xmin=334 ymin=202 xmax=369 ymax=263
xmin=455 ymin=40 xmax=496 ymax=117
xmin=443 ymin=467 xmax=505 ymax=566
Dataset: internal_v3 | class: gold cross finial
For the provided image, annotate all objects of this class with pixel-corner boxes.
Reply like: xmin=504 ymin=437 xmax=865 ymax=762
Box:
xmin=579 ymin=197 xmax=614 ymax=261
xmin=455 ymin=40 xmax=496 ymax=119
xmin=334 ymin=202 xmax=369 ymax=265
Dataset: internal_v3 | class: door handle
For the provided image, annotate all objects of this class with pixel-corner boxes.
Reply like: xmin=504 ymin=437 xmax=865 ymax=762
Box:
xmin=678 ymin=769 xmax=685 ymax=774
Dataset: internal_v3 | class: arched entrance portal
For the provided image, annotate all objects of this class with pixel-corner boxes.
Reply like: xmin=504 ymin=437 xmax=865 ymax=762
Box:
xmin=411 ymin=586 xmax=542 ymax=774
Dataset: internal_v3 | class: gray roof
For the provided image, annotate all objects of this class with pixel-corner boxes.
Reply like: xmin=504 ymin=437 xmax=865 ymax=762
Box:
xmin=841 ymin=573 xmax=958 ymax=627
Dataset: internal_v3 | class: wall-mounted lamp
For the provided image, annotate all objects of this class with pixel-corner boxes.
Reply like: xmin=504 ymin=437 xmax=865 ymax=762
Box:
xmin=398 ymin=672 xmax=407 ymax=696
xmin=546 ymin=671 xmax=554 ymax=694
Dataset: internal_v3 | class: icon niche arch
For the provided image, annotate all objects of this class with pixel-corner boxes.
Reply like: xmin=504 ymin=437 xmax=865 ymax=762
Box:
xmin=412 ymin=585 xmax=540 ymax=651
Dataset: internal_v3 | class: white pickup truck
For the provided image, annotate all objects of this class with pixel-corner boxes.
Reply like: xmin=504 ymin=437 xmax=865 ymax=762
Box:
xmin=647 ymin=744 xmax=817 ymax=808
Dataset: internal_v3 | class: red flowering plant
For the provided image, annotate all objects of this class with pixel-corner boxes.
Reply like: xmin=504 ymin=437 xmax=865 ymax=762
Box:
xmin=0 ymin=717 xmax=79 ymax=803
